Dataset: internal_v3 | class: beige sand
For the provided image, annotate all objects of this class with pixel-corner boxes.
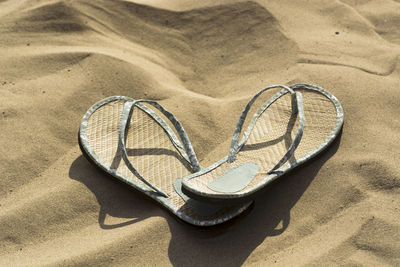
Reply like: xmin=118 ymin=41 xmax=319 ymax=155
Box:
xmin=1 ymin=0 xmax=399 ymax=265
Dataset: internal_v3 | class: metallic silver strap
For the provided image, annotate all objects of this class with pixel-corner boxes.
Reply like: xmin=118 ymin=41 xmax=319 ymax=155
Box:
xmin=227 ymin=85 xmax=305 ymax=174
xmin=119 ymin=101 xmax=169 ymax=197
xmin=267 ymin=92 xmax=305 ymax=174
xmin=131 ymin=100 xmax=200 ymax=171
xmin=118 ymin=99 xmax=201 ymax=197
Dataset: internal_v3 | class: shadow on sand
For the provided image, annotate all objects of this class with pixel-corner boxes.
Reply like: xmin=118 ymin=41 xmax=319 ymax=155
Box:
xmin=69 ymin=132 xmax=342 ymax=265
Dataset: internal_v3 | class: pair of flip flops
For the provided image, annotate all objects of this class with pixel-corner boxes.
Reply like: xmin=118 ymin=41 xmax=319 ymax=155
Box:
xmin=79 ymin=84 xmax=343 ymax=226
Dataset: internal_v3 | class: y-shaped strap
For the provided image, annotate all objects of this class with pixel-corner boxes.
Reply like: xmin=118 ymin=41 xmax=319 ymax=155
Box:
xmin=119 ymin=100 xmax=200 ymax=197
xmin=227 ymin=85 xmax=305 ymax=174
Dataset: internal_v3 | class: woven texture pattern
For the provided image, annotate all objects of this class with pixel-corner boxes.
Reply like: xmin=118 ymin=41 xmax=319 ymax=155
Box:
xmin=187 ymin=88 xmax=338 ymax=194
xmin=85 ymin=100 xmax=239 ymax=220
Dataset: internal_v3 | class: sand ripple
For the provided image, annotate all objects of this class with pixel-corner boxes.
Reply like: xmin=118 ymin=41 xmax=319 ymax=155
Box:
xmin=1 ymin=0 xmax=399 ymax=265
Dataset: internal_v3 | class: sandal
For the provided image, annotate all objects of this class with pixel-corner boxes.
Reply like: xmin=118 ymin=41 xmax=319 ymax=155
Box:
xmin=182 ymin=84 xmax=344 ymax=203
xmin=78 ymin=96 xmax=252 ymax=226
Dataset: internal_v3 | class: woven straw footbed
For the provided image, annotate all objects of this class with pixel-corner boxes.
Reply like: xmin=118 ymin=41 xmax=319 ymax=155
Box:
xmin=84 ymin=100 xmax=241 ymax=221
xmin=186 ymin=88 xmax=339 ymax=194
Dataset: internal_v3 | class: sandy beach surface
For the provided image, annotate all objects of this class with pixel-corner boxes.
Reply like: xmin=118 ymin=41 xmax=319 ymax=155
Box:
xmin=1 ymin=0 xmax=400 ymax=265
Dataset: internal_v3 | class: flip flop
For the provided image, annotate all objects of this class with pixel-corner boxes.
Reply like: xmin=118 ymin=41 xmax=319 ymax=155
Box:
xmin=78 ymin=96 xmax=252 ymax=226
xmin=182 ymin=84 xmax=344 ymax=203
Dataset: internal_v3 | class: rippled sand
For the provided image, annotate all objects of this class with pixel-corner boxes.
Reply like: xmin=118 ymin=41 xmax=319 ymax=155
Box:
xmin=1 ymin=0 xmax=399 ymax=265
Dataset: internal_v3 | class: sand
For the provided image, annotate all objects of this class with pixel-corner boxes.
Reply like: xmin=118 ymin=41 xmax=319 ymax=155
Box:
xmin=1 ymin=0 xmax=399 ymax=265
